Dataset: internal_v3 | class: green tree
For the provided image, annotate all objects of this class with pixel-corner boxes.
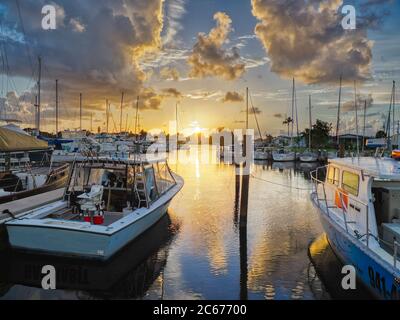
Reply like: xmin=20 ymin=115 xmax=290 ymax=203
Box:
xmin=301 ymin=119 xmax=332 ymax=149
xmin=282 ymin=117 xmax=293 ymax=136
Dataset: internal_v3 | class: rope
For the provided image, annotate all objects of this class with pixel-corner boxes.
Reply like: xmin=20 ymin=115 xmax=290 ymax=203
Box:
xmin=251 ymin=174 xmax=313 ymax=191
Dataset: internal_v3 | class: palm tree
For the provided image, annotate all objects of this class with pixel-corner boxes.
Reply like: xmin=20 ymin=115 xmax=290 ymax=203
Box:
xmin=283 ymin=117 xmax=293 ymax=137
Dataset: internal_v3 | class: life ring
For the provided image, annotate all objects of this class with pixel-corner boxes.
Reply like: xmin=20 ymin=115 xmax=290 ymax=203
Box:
xmin=335 ymin=188 xmax=348 ymax=210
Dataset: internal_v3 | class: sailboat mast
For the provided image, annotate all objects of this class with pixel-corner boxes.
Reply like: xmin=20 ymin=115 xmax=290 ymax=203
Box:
xmin=79 ymin=93 xmax=82 ymax=131
xmin=134 ymin=96 xmax=139 ymax=141
xmin=55 ymin=79 xmax=58 ymax=136
xmin=106 ymin=99 xmax=109 ymax=133
xmin=309 ymin=95 xmax=312 ymax=152
xmin=246 ymin=87 xmax=249 ymax=130
xmin=120 ymin=91 xmax=124 ymax=133
xmin=362 ymin=99 xmax=366 ymax=153
xmin=37 ymin=56 xmax=41 ymax=135
xmin=354 ymin=81 xmax=359 ymax=156
xmin=336 ymin=75 xmax=342 ymax=144
xmin=291 ymin=78 xmax=294 ymax=144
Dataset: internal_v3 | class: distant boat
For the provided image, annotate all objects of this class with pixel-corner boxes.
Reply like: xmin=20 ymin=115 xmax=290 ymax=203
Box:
xmin=254 ymin=147 xmax=271 ymax=160
xmin=299 ymin=151 xmax=318 ymax=163
xmin=0 ymin=127 xmax=69 ymax=205
xmin=272 ymin=149 xmax=296 ymax=162
xmin=5 ymin=157 xmax=184 ymax=260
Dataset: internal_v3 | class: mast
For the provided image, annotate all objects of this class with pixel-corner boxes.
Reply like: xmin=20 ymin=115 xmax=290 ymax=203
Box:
xmin=80 ymin=93 xmax=83 ymax=131
xmin=176 ymin=101 xmax=179 ymax=138
xmin=354 ymin=81 xmax=359 ymax=157
xmin=134 ymin=96 xmax=139 ymax=141
xmin=120 ymin=91 xmax=124 ymax=133
xmin=362 ymin=99 xmax=366 ymax=153
xmin=295 ymin=81 xmax=299 ymax=138
xmin=37 ymin=56 xmax=41 ymax=135
xmin=90 ymin=112 xmax=93 ymax=132
xmin=336 ymin=75 xmax=342 ymax=145
xmin=55 ymin=79 xmax=58 ymax=136
xmin=106 ymin=99 xmax=109 ymax=133
xmin=246 ymin=87 xmax=249 ymax=130
xmin=393 ymin=81 xmax=396 ymax=143
xmin=309 ymin=95 xmax=312 ymax=152
xmin=291 ymin=78 xmax=294 ymax=144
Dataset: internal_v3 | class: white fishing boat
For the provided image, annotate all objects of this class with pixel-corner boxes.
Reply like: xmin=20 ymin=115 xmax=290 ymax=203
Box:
xmin=272 ymin=149 xmax=296 ymax=162
xmin=254 ymin=147 xmax=271 ymax=161
xmin=299 ymin=151 xmax=318 ymax=163
xmin=311 ymin=157 xmax=400 ymax=299
xmin=5 ymin=157 xmax=183 ymax=260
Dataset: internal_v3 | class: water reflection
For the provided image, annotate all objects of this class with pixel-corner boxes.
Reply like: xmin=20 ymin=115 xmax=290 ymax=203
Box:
xmin=0 ymin=146 xmax=372 ymax=299
xmin=0 ymin=213 xmax=180 ymax=300
xmin=308 ymin=234 xmax=373 ymax=300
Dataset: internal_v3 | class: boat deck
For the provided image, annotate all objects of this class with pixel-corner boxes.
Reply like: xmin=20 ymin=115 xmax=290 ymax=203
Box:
xmin=47 ymin=208 xmax=125 ymax=226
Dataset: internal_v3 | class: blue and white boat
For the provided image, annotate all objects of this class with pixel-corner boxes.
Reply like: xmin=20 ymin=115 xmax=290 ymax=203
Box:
xmin=5 ymin=157 xmax=183 ymax=260
xmin=311 ymin=157 xmax=400 ymax=299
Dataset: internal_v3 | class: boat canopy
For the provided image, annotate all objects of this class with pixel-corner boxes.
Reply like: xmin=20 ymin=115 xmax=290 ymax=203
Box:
xmin=0 ymin=127 xmax=48 ymax=152
xmin=329 ymin=157 xmax=400 ymax=180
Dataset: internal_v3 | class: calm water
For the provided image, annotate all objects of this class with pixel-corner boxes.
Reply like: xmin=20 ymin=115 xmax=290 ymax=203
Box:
xmin=0 ymin=146 xmax=372 ymax=299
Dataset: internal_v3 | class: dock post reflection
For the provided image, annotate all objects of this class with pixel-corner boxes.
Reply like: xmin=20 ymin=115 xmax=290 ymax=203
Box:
xmin=239 ymin=133 xmax=249 ymax=300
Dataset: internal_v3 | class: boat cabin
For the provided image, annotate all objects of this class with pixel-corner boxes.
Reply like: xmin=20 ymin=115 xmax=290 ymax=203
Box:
xmin=49 ymin=158 xmax=177 ymax=225
xmin=318 ymin=157 xmax=400 ymax=254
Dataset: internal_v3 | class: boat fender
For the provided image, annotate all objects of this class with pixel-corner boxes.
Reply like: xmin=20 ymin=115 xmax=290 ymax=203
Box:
xmin=335 ymin=188 xmax=348 ymax=211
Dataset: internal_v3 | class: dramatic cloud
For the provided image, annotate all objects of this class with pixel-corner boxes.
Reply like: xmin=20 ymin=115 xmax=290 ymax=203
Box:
xmin=188 ymin=12 xmax=245 ymax=80
xmin=222 ymin=91 xmax=244 ymax=103
xmin=160 ymin=67 xmax=180 ymax=81
xmin=161 ymin=87 xmax=182 ymax=98
xmin=342 ymin=93 xmax=374 ymax=112
xmin=251 ymin=0 xmax=374 ymax=84
xmin=1 ymin=0 xmax=166 ymax=125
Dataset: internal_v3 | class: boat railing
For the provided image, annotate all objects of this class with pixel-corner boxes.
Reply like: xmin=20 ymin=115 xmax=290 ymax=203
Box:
xmin=311 ymin=166 xmax=400 ymax=269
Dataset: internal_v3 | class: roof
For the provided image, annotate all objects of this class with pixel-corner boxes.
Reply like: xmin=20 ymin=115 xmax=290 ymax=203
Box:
xmin=329 ymin=157 xmax=400 ymax=180
xmin=0 ymin=127 xmax=48 ymax=152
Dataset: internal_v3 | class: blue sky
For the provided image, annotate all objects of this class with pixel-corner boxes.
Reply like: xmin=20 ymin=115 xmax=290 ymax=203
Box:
xmin=1 ymin=0 xmax=400 ymax=136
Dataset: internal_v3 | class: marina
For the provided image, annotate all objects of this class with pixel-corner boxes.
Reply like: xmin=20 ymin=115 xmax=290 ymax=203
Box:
xmin=0 ymin=0 xmax=399 ymax=304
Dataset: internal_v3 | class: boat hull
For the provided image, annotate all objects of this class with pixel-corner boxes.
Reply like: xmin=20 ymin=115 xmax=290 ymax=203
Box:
xmin=254 ymin=152 xmax=270 ymax=160
xmin=316 ymin=202 xmax=400 ymax=300
xmin=272 ymin=153 xmax=296 ymax=162
xmin=7 ymin=201 xmax=171 ymax=260
xmin=299 ymin=155 xmax=318 ymax=163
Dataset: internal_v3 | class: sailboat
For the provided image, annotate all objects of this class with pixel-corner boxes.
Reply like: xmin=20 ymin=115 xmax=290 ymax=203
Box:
xmin=300 ymin=95 xmax=318 ymax=162
xmin=273 ymin=79 xmax=297 ymax=162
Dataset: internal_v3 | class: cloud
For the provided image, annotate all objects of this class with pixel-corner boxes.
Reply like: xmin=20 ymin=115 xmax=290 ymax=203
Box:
xmin=163 ymin=0 xmax=186 ymax=46
xmin=342 ymin=93 xmax=374 ymax=112
xmin=160 ymin=67 xmax=180 ymax=81
xmin=161 ymin=87 xmax=182 ymax=98
xmin=242 ymin=107 xmax=262 ymax=115
xmin=140 ymin=88 xmax=164 ymax=110
xmin=273 ymin=113 xmax=283 ymax=118
xmin=188 ymin=12 xmax=245 ymax=80
xmin=222 ymin=91 xmax=244 ymax=103
xmin=1 ymin=0 xmax=166 ymax=124
xmin=251 ymin=0 xmax=374 ymax=84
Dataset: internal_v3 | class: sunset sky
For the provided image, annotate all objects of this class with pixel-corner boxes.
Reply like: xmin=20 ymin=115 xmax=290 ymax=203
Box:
xmin=1 ymin=0 xmax=400 ymax=136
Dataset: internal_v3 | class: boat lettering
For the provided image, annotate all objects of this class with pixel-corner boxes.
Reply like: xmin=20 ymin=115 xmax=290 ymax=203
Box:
xmin=368 ymin=266 xmax=399 ymax=299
